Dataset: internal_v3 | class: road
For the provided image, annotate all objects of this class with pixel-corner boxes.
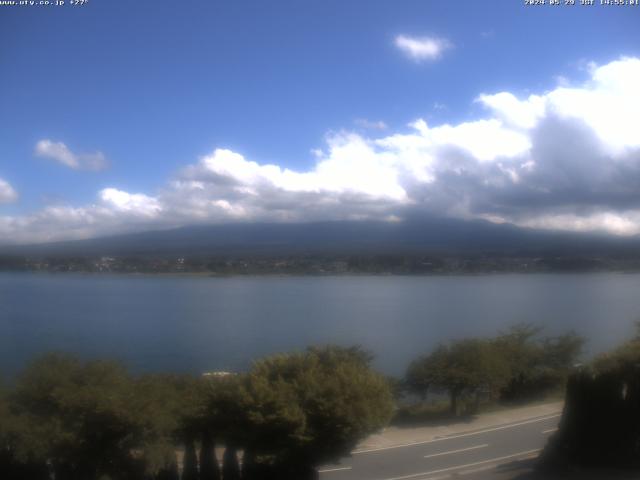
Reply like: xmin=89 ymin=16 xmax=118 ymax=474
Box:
xmin=319 ymin=412 xmax=560 ymax=480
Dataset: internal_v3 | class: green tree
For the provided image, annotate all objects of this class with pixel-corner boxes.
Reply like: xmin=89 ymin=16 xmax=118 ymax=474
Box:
xmin=132 ymin=373 xmax=207 ymax=478
xmin=206 ymin=346 xmax=393 ymax=479
xmin=407 ymin=340 xmax=510 ymax=415
xmin=182 ymin=438 xmax=198 ymax=480
xmin=155 ymin=460 xmax=179 ymax=480
xmin=199 ymin=430 xmax=220 ymax=480
xmin=496 ymin=325 xmax=583 ymax=401
xmin=0 ymin=377 xmax=50 ymax=480
xmin=592 ymin=322 xmax=640 ymax=375
xmin=404 ymin=345 xmax=449 ymax=401
xmin=222 ymin=446 xmax=240 ymax=480
xmin=494 ymin=324 xmax=545 ymax=401
xmin=540 ymin=326 xmax=640 ymax=471
xmin=8 ymin=353 xmax=139 ymax=480
xmin=541 ymin=331 xmax=584 ymax=371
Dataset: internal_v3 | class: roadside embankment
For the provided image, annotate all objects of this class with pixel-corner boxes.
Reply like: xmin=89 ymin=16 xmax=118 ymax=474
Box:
xmin=356 ymin=401 xmax=563 ymax=453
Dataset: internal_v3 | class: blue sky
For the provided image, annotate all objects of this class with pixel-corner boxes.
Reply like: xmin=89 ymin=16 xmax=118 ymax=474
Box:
xmin=1 ymin=0 xmax=640 ymax=243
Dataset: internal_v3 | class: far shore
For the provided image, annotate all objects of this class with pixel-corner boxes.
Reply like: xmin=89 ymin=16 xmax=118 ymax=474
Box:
xmin=4 ymin=269 xmax=640 ymax=278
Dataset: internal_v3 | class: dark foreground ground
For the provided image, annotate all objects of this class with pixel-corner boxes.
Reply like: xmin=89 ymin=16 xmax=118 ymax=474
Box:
xmin=319 ymin=406 xmax=640 ymax=480
xmin=487 ymin=458 xmax=639 ymax=480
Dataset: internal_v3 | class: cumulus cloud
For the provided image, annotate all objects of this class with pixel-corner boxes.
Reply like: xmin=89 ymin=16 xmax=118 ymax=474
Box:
xmin=0 ymin=178 xmax=17 ymax=204
xmin=0 ymin=189 xmax=163 ymax=244
xmin=2 ymin=56 xmax=640 ymax=243
xmin=99 ymin=188 xmax=162 ymax=217
xmin=394 ymin=35 xmax=452 ymax=62
xmin=35 ymin=140 xmax=108 ymax=171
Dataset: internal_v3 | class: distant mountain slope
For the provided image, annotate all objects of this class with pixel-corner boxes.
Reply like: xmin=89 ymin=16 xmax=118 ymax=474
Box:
xmin=2 ymin=217 xmax=640 ymax=258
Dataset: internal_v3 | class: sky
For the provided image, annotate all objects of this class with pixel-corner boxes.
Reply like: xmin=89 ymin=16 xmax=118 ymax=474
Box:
xmin=0 ymin=0 xmax=639 ymax=244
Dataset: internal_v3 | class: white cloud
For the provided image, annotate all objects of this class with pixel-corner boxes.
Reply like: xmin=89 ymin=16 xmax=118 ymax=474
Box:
xmin=476 ymin=92 xmax=546 ymax=129
xmin=3 ymin=56 xmax=640 ymax=243
xmin=517 ymin=211 xmax=640 ymax=237
xmin=478 ymin=57 xmax=640 ymax=154
xmin=99 ymin=188 xmax=162 ymax=217
xmin=0 ymin=178 xmax=17 ymax=204
xmin=354 ymin=118 xmax=388 ymax=130
xmin=35 ymin=139 xmax=108 ymax=171
xmin=394 ymin=35 xmax=452 ymax=62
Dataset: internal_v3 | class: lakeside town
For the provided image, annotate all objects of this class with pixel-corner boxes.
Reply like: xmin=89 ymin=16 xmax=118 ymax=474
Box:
xmin=3 ymin=253 xmax=640 ymax=275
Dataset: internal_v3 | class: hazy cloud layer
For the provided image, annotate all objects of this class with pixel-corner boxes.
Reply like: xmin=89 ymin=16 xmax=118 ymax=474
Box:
xmin=2 ymin=57 xmax=640 ymax=244
xmin=35 ymin=140 xmax=109 ymax=171
xmin=0 ymin=178 xmax=17 ymax=204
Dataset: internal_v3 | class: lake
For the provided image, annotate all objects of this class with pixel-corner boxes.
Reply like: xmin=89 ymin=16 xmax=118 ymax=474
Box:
xmin=1 ymin=272 xmax=639 ymax=378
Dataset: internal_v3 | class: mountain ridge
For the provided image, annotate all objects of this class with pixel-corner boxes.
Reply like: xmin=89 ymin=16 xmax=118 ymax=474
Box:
xmin=2 ymin=217 xmax=639 ymax=258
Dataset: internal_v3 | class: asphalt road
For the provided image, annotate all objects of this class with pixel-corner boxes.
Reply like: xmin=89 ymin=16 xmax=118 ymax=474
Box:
xmin=319 ymin=413 xmax=561 ymax=480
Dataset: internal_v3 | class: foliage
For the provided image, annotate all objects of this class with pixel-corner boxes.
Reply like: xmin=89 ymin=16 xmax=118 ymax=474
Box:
xmin=405 ymin=339 xmax=510 ymax=415
xmin=392 ymin=400 xmax=453 ymax=426
xmin=226 ymin=345 xmax=394 ymax=474
xmin=0 ymin=354 xmax=210 ymax=479
xmin=222 ymin=446 xmax=241 ymax=480
xmin=1 ymin=345 xmax=393 ymax=478
xmin=405 ymin=345 xmax=448 ymax=401
xmin=199 ymin=430 xmax=221 ymax=480
xmin=497 ymin=325 xmax=583 ymax=401
xmin=405 ymin=325 xmax=585 ymax=415
xmin=592 ymin=321 xmax=640 ymax=375
xmin=541 ymin=327 xmax=640 ymax=471
xmin=131 ymin=373 xmax=206 ymax=475
xmin=6 ymin=353 xmax=140 ymax=480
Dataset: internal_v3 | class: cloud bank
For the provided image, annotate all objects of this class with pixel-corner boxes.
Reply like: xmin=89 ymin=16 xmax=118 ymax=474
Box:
xmin=35 ymin=140 xmax=108 ymax=171
xmin=2 ymin=57 xmax=640 ymax=244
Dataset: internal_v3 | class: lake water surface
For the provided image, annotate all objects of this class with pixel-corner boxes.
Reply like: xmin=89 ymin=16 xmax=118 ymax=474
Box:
xmin=1 ymin=272 xmax=639 ymax=378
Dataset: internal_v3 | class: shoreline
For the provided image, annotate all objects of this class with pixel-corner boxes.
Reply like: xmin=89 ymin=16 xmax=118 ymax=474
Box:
xmin=2 ymin=269 xmax=640 ymax=279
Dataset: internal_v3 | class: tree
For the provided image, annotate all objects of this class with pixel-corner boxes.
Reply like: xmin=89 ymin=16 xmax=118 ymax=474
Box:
xmin=444 ymin=339 xmax=510 ymax=414
xmin=541 ymin=331 xmax=584 ymax=371
xmin=494 ymin=324 xmax=545 ymax=401
xmin=155 ymin=460 xmax=179 ymax=480
xmin=495 ymin=325 xmax=584 ymax=401
xmin=593 ymin=322 xmax=640 ymax=375
xmin=222 ymin=446 xmax=240 ymax=480
xmin=131 ymin=373 xmax=207 ymax=478
xmin=540 ymin=328 xmax=640 ymax=472
xmin=181 ymin=438 xmax=198 ymax=480
xmin=407 ymin=340 xmax=510 ymax=415
xmin=0 ymin=374 xmax=51 ymax=480
xmin=235 ymin=346 xmax=394 ymax=478
xmin=199 ymin=430 xmax=220 ymax=480
xmin=4 ymin=346 xmax=392 ymax=480
xmin=8 ymin=353 xmax=139 ymax=480
xmin=405 ymin=345 xmax=449 ymax=401
xmin=199 ymin=346 xmax=393 ymax=478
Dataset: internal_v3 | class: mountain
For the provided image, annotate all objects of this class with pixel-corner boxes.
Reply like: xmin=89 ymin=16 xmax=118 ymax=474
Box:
xmin=2 ymin=217 xmax=640 ymax=259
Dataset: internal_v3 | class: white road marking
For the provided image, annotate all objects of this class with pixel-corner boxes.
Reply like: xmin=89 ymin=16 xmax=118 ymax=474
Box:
xmin=542 ymin=427 xmax=558 ymax=434
xmin=353 ymin=413 xmax=561 ymax=454
xmin=318 ymin=466 xmax=352 ymax=473
xmin=380 ymin=448 xmax=542 ymax=480
xmin=423 ymin=443 xmax=488 ymax=459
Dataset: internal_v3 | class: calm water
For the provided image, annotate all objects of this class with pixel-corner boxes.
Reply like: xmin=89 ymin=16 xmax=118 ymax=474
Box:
xmin=1 ymin=272 xmax=639 ymax=378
